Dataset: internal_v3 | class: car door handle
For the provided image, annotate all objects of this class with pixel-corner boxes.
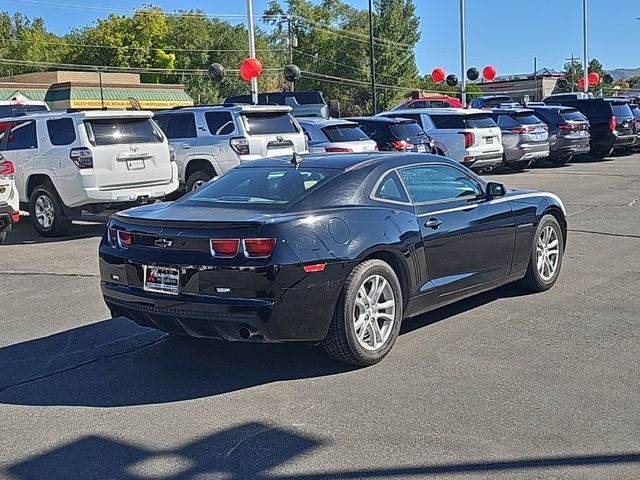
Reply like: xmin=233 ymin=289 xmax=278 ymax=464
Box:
xmin=180 ymin=144 xmax=192 ymax=150
xmin=424 ymin=218 xmax=442 ymax=229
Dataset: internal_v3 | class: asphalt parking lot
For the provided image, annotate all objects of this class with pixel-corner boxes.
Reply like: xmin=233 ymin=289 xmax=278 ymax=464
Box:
xmin=1 ymin=155 xmax=639 ymax=480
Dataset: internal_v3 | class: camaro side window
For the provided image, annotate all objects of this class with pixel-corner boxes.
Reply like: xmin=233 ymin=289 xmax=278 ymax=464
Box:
xmin=399 ymin=165 xmax=482 ymax=204
xmin=375 ymin=172 xmax=410 ymax=203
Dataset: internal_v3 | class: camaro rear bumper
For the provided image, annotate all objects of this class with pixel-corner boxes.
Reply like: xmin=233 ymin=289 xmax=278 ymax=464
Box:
xmin=100 ymin=254 xmax=347 ymax=343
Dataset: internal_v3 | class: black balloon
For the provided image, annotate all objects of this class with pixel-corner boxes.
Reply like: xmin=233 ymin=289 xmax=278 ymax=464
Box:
xmin=446 ymin=74 xmax=458 ymax=87
xmin=556 ymin=78 xmax=568 ymax=89
xmin=466 ymin=67 xmax=479 ymax=81
xmin=207 ymin=63 xmax=225 ymax=82
xmin=284 ymin=64 xmax=301 ymax=83
xmin=603 ymin=73 xmax=615 ymax=85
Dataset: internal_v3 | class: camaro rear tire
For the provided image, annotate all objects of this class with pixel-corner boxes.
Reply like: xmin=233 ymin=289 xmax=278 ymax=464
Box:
xmin=520 ymin=214 xmax=564 ymax=292
xmin=29 ymin=183 xmax=72 ymax=237
xmin=322 ymin=259 xmax=403 ymax=366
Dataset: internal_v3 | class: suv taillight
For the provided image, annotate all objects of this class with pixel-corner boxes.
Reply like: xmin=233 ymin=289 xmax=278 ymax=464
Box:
xmin=70 ymin=148 xmax=93 ymax=169
xmin=558 ymin=124 xmax=579 ymax=131
xmin=391 ymin=140 xmax=414 ymax=151
xmin=511 ymin=127 xmax=535 ymax=134
xmin=168 ymin=145 xmax=176 ymax=162
xmin=325 ymin=147 xmax=353 ymax=153
xmin=0 ymin=159 xmax=15 ymax=178
xmin=461 ymin=132 xmax=474 ymax=149
xmin=609 ymin=116 xmax=617 ymax=133
xmin=230 ymin=137 xmax=250 ymax=156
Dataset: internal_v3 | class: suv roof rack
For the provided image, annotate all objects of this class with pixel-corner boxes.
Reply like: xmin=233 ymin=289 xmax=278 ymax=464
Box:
xmin=171 ymin=103 xmax=249 ymax=110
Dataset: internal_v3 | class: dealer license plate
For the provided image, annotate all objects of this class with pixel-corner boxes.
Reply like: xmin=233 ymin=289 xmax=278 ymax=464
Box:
xmin=486 ymin=137 xmax=494 ymax=144
xmin=127 ymin=159 xmax=145 ymax=170
xmin=143 ymin=265 xmax=180 ymax=295
xmin=416 ymin=144 xmax=426 ymax=152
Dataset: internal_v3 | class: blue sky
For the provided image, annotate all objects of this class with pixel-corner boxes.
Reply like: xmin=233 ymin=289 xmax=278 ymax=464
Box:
xmin=4 ymin=0 xmax=640 ymax=76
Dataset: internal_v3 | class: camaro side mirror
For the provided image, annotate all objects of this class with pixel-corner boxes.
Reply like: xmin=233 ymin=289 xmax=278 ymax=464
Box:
xmin=486 ymin=182 xmax=507 ymax=198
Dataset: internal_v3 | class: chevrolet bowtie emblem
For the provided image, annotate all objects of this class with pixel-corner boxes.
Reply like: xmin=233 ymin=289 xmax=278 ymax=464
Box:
xmin=154 ymin=238 xmax=173 ymax=248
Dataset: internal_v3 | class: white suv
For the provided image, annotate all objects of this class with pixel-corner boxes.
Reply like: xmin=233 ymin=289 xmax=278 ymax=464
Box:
xmin=378 ymin=108 xmax=504 ymax=172
xmin=0 ymin=110 xmax=178 ymax=237
xmin=154 ymin=105 xmax=307 ymax=192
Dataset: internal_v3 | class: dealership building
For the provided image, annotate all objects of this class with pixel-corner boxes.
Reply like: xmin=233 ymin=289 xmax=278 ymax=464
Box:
xmin=0 ymin=71 xmax=193 ymax=110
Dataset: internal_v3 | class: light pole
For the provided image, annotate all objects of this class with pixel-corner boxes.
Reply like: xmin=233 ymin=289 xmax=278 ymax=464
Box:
xmin=95 ymin=67 xmax=105 ymax=109
xmin=582 ymin=0 xmax=589 ymax=93
xmin=368 ymin=0 xmax=377 ymax=114
xmin=246 ymin=0 xmax=259 ymax=104
xmin=460 ymin=0 xmax=467 ymax=106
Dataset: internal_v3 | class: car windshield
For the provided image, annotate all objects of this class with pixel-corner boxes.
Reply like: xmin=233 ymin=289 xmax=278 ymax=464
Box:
xmin=514 ymin=113 xmax=543 ymax=125
xmin=611 ymin=103 xmax=633 ymax=118
xmin=184 ymin=167 xmax=338 ymax=206
xmin=560 ymin=109 xmax=587 ymax=122
xmin=84 ymin=118 xmax=163 ymax=145
xmin=389 ymin=122 xmax=425 ymax=138
xmin=241 ymin=112 xmax=299 ymax=135
xmin=322 ymin=125 xmax=369 ymax=142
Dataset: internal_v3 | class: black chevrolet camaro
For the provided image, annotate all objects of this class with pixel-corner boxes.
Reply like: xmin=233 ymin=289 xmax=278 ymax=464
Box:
xmin=100 ymin=153 xmax=567 ymax=366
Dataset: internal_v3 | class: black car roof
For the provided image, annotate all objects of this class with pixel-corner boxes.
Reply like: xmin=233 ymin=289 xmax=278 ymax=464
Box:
xmin=529 ymin=105 xmax=576 ymax=111
xmin=234 ymin=152 xmax=459 ymax=171
xmin=490 ymin=108 xmax=535 ymax=115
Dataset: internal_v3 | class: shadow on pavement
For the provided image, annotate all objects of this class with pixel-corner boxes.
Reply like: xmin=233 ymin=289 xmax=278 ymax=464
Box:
xmin=0 ymin=284 xmax=530 ymax=408
xmin=3 ymin=215 xmax=108 ymax=246
xmin=4 ymin=424 xmax=639 ymax=479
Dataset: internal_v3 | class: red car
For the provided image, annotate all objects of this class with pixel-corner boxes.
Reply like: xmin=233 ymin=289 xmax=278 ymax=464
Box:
xmin=391 ymin=92 xmax=463 ymax=110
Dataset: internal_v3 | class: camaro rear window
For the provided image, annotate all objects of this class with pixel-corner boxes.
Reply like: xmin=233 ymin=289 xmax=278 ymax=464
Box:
xmin=84 ymin=118 xmax=163 ymax=145
xmin=185 ymin=167 xmax=338 ymax=205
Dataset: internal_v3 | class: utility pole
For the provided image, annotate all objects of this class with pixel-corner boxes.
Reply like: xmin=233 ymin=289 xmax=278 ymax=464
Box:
xmin=533 ymin=56 xmax=537 ymax=101
xmin=287 ymin=15 xmax=295 ymax=92
xmin=582 ymin=0 xmax=589 ymax=93
xmin=565 ymin=54 xmax=579 ymax=92
xmin=368 ymin=0 xmax=377 ymax=114
xmin=95 ymin=67 xmax=105 ymax=109
xmin=459 ymin=0 xmax=467 ymax=106
xmin=246 ymin=0 xmax=258 ymax=104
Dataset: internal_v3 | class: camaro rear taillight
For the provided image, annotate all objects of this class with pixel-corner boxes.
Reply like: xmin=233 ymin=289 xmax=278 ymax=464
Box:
xmin=210 ymin=239 xmax=240 ymax=258
xmin=243 ymin=238 xmax=276 ymax=258
xmin=230 ymin=137 xmax=250 ymax=156
xmin=0 ymin=159 xmax=15 ymax=178
xmin=117 ymin=230 xmax=132 ymax=248
xmin=70 ymin=147 xmax=94 ymax=169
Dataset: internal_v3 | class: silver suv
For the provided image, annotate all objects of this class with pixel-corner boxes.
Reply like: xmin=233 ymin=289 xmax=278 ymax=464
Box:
xmin=154 ymin=105 xmax=307 ymax=192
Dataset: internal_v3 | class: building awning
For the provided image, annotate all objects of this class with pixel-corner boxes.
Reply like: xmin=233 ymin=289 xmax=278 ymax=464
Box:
xmin=46 ymin=83 xmax=194 ymax=109
xmin=0 ymin=89 xmax=48 ymax=101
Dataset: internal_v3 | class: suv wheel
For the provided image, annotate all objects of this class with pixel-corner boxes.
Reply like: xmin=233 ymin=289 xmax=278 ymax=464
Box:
xmin=29 ymin=183 xmax=72 ymax=237
xmin=186 ymin=169 xmax=215 ymax=192
xmin=322 ymin=259 xmax=403 ymax=366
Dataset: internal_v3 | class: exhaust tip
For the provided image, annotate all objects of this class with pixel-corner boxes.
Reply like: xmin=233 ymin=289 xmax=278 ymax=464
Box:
xmin=238 ymin=327 xmax=252 ymax=340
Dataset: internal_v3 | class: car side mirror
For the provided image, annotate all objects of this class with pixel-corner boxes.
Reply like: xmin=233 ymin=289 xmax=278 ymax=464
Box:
xmin=486 ymin=182 xmax=506 ymax=198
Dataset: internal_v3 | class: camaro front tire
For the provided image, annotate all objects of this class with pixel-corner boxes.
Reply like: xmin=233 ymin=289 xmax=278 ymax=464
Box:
xmin=520 ymin=214 xmax=564 ymax=292
xmin=322 ymin=259 xmax=403 ymax=366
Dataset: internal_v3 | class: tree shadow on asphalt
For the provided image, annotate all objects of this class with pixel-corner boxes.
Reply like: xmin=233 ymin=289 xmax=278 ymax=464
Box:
xmin=3 ymin=215 xmax=108 ymax=245
xmin=0 ymin=284 xmax=529 ymax=408
xmin=4 ymin=423 xmax=640 ymax=479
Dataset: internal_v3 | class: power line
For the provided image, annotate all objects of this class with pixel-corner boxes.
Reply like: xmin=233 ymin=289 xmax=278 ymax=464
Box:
xmin=0 ymin=38 xmax=283 ymax=54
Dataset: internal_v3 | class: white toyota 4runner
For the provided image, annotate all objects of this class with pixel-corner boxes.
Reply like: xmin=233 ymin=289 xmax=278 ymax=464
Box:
xmin=0 ymin=110 xmax=178 ymax=237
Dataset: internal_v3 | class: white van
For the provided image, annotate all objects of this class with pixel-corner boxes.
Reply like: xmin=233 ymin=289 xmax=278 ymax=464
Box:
xmin=378 ymin=108 xmax=504 ymax=172
xmin=0 ymin=110 xmax=178 ymax=237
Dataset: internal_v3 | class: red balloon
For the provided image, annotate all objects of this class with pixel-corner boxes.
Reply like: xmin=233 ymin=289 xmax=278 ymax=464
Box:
xmin=240 ymin=57 xmax=263 ymax=81
xmin=588 ymin=72 xmax=600 ymax=86
xmin=578 ymin=77 xmax=586 ymax=89
xmin=483 ymin=65 xmax=497 ymax=81
xmin=431 ymin=67 xmax=445 ymax=83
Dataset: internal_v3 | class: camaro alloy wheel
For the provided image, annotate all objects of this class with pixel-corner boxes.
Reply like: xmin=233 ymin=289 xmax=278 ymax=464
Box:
xmin=521 ymin=214 xmax=564 ymax=292
xmin=353 ymin=275 xmax=396 ymax=351
xmin=536 ymin=225 xmax=560 ymax=281
xmin=323 ymin=259 xmax=403 ymax=366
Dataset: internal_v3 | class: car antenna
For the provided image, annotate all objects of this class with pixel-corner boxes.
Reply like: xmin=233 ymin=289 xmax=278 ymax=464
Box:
xmin=291 ymin=151 xmax=303 ymax=167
